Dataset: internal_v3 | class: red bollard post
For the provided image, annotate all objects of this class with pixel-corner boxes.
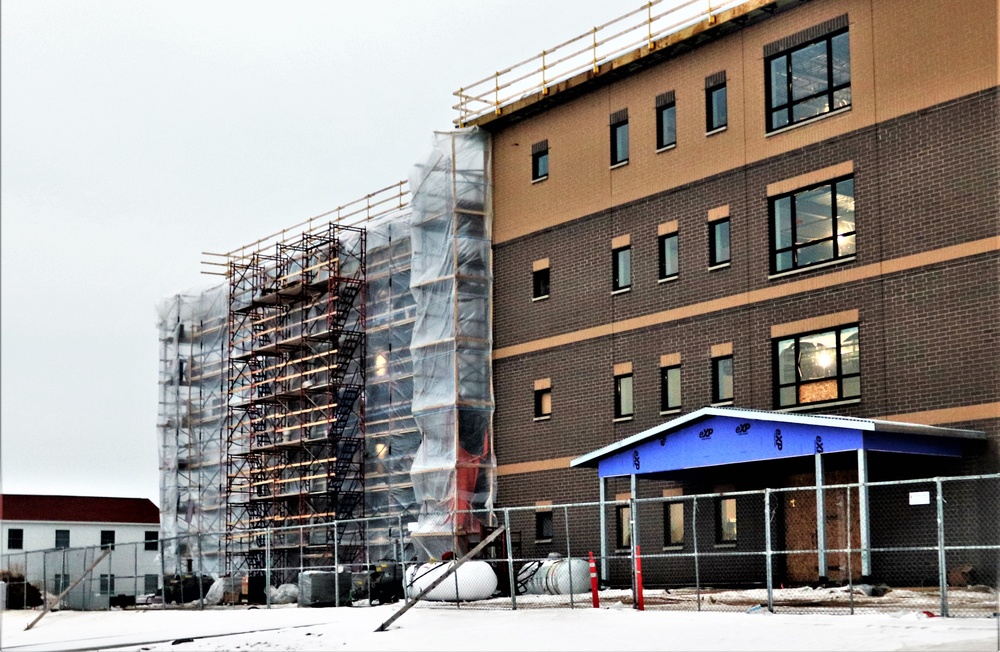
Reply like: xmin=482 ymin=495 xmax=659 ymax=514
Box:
xmin=635 ymin=545 xmax=645 ymax=611
xmin=588 ymin=551 xmax=600 ymax=608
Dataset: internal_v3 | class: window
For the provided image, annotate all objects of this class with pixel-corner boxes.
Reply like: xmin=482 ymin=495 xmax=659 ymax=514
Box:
xmin=766 ymin=18 xmax=850 ymax=132
xmin=614 ymin=371 xmax=634 ymax=419
xmin=99 ymin=574 xmax=116 ymax=596
xmin=612 ymin=246 xmax=631 ymax=291
xmin=616 ymin=504 xmax=632 ymax=550
xmin=774 ymin=324 xmax=860 ymax=408
xmin=660 ymin=365 xmax=682 ymax=413
xmin=535 ymin=511 xmax=553 ymax=541
xmin=658 ymin=233 xmax=678 ymax=280
xmin=531 ymin=140 xmax=549 ymax=181
xmin=532 ymin=267 xmax=550 ymax=300
xmin=53 ymin=574 xmax=69 ymax=594
xmin=144 ymin=574 xmax=159 ymax=594
xmin=55 ymin=529 xmax=70 ymax=549
xmin=610 ymin=109 xmax=629 ymax=166
xmin=705 ymin=72 xmax=727 ymax=132
xmin=655 ymin=91 xmax=676 ymax=150
xmin=8 ymin=528 xmax=24 ymax=550
xmin=534 ymin=386 xmax=552 ymax=420
xmin=100 ymin=530 xmax=116 ymax=550
xmin=712 ymin=356 xmax=734 ymax=404
xmin=664 ymin=501 xmax=684 ymax=546
xmin=771 ymin=176 xmax=855 ymax=273
xmin=709 ymin=219 xmax=730 ymax=266
xmin=145 ymin=531 xmax=159 ymax=552
xmin=717 ymin=497 xmax=737 ymax=543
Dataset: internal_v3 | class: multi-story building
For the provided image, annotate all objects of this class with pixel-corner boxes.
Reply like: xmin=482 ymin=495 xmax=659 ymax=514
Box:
xmin=461 ymin=0 xmax=998 ymax=584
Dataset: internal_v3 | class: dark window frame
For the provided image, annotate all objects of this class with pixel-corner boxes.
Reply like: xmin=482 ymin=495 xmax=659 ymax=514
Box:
xmin=55 ymin=529 xmax=70 ymax=549
xmin=663 ymin=500 xmax=685 ymax=547
xmin=614 ymin=372 xmax=634 ymax=419
xmin=615 ymin=504 xmax=632 ymax=550
xmin=612 ymin=246 xmax=632 ymax=292
xmin=531 ymin=146 xmax=549 ymax=181
xmin=100 ymin=530 xmax=116 ymax=550
xmin=706 ymin=82 xmax=728 ymax=132
xmin=716 ymin=497 xmax=738 ymax=543
xmin=535 ymin=510 xmax=553 ymax=541
xmin=99 ymin=574 xmax=116 ymax=596
xmin=709 ymin=219 xmax=731 ymax=267
xmin=610 ymin=116 xmax=630 ymax=166
xmin=144 ymin=574 xmax=159 ymax=594
xmin=769 ymin=175 xmax=855 ymax=274
xmin=8 ymin=528 xmax=24 ymax=550
xmin=144 ymin=530 xmax=159 ymax=552
xmin=534 ymin=386 xmax=552 ymax=419
xmin=712 ymin=356 xmax=734 ymax=404
xmin=765 ymin=27 xmax=851 ymax=133
xmin=659 ymin=364 xmax=682 ymax=413
xmin=532 ymin=267 xmax=550 ymax=300
xmin=656 ymin=102 xmax=677 ymax=150
xmin=658 ymin=232 xmax=679 ymax=281
xmin=773 ymin=323 xmax=860 ymax=409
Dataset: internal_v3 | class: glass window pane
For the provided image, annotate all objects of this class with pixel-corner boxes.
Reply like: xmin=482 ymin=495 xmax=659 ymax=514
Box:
xmin=798 ymin=331 xmax=838 ymax=380
xmin=776 ymin=251 xmax=793 ymax=272
xmin=797 ymin=240 xmax=834 ymax=266
xmin=615 ymin=122 xmax=629 ymax=162
xmin=669 ymin=502 xmax=684 ymax=544
xmin=842 ymin=375 xmax=861 ymax=398
xmin=777 ymin=339 xmax=796 ymax=384
xmin=771 ymin=109 xmax=790 ymax=130
xmin=793 ymin=95 xmax=830 ymax=122
xmin=619 ymin=375 xmax=634 ymax=416
xmin=540 ymin=390 xmax=552 ymax=415
xmin=536 ymin=152 xmax=548 ymax=178
xmin=791 ymin=42 xmax=828 ymax=100
xmin=774 ymin=197 xmax=793 ymax=249
xmin=831 ymin=32 xmax=851 ymax=86
xmin=780 ymin=386 xmax=797 ymax=406
xmin=616 ymin=248 xmax=631 ymax=288
xmin=770 ymin=56 xmax=788 ymax=107
xmin=833 ymin=87 xmax=852 ymax=110
xmin=713 ymin=221 xmax=730 ymax=263
xmin=840 ymin=327 xmax=860 ymax=374
xmin=837 ymin=233 xmax=856 ymax=256
xmin=711 ymin=86 xmax=727 ymax=128
xmin=660 ymin=106 xmax=676 ymax=147
xmin=836 ymin=179 xmax=855 ymax=232
xmin=667 ymin=366 xmax=681 ymax=408
xmin=662 ymin=235 xmax=678 ymax=277
xmin=794 ymin=187 xmax=834 ymax=244
xmin=719 ymin=498 xmax=737 ymax=542
xmin=716 ymin=358 xmax=733 ymax=401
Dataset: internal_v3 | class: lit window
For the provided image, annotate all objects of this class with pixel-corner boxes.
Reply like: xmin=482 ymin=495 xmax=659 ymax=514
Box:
xmin=775 ymin=324 xmax=860 ymax=408
xmin=610 ymin=109 xmax=629 ymax=166
xmin=712 ymin=356 xmax=733 ymax=404
xmin=533 ymin=267 xmax=550 ymax=300
xmin=771 ymin=176 xmax=855 ymax=273
xmin=100 ymin=530 xmax=115 ymax=550
xmin=706 ymin=72 xmax=727 ymax=132
xmin=614 ymin=372 xmax=634 ymax=419
xmin=535 ymin=511 xmax=553 ymax=541
xmin=710 ymin=219 xmax=730 ymax=267
xmin=532 ymin=140 xmax=549 ymax=181
xmin=766 ymin=19 xmax=850 ymax=132
xmin=658 ymin=233 xmax=679 ymax=280
xmin=145 ymin=531 xmax=159 ymax=552
xmin=55 ymin=529 xmax=70 ymax=549
xmin=664 ymin=501 xmax=684 ymax=546
xmin=616 ymin=504 xmax=632 ymax=550
xmin=660 ymin=365 xmax=682 ymax=412
xmin=717 ymin=497 xmax=737 ymax=543
xmin=655 ymin=91 xmax=677 ymax=150
xmin=613 ymin=246 xmax=632 ymax=291
xmin=7 ymin=528 xmax=24 ymax=550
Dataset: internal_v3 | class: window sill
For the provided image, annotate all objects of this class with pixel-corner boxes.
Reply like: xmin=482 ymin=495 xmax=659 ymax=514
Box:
xmin=775 ymin=397 xmax=861 ymax=413
xmin=609 ymin=160 xmax=629 ymax=170
xmin=708 ymin=262 xmax=731 ymax=271
xmin=611 ymin=287 xmax=632 ymax=296
xmin=710 ymin=400 xmax=734 ymax=407
xmin=706 ymin=125 xmax=728 ymax=137
xmin=533 ymin=415 xmax=551 ymax=422
xmin=658 ymin=275 xmax=679 ymax=284
xmin=768 ymin=255 xmax=856 ymax=280
xmin=614 ymin=548 xmax=631 ymax=555
xmin=714 ymin=542 xmax=737 ymax=549
xmin=656 ymin=143 xmax=677 ymax=154
xmin=659 ymin=408 xmax=682 ymax=417
xmin=535 ymin=538 xmax=553 ymax=544
xmin=662 ymin=545 xmax=684 ymax=552
xmin=531 ymin=175 xmax=549 ymax=184
xmin=766 ymin=105 xmax=852 ymax=138
xmin=531 ymin=294 xmax=550 ymax=302
xmin=613 ymin=416 xmax=634 ymax=423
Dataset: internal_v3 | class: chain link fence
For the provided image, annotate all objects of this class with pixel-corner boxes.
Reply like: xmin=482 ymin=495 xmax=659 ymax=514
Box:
xmin=3 ymin=473 xmax=997 ymax=617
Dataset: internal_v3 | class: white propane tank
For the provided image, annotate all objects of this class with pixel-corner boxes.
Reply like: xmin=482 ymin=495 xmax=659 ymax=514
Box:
xmin=404 ymin=560 xmax=497 ymax=601
xmin=518 ymin=552 xmax=591 ymax=595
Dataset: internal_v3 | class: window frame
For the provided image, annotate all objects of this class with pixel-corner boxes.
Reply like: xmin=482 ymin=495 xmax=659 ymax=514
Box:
xmin=712 ymin=355 xmax=734 ymax=404
xmin=716 ymin=497 xmax=738 ymax=544
xmin=615 ymin=504 xmax=632 ymax=550
xmin=535 ymin=510 xmax=553 ymax=542
xmin=765 ymin=27 xmax=851 ymax=133
xmin=655 ymin=101 xmax=677 ymax=150
xmin=769 ymin=175 xmax=855 ymax=274
xmin=8 ymin=528 xmax=24 ymax=550
xmin=55 ymin=529 xmax=70 ymax=549
xmin=706 ymin=82 xmax=728 ymax=132
xmin=709 ymin=219 xmax=731 ymax=267
xmin=773 ymin=323 xmax=860 ymax=409
xmin=614 ymin=372 xmax=634 ymax=420
xmin=534 ymin=386 xmax=552 ymax=420
xmin=531 ymin=146 xmax=549 ymax=182
xmin=612 ymin=245 xmax=632 ymax=292
xmin=100 ymin=530 xmax=116 ymax=550
xmin=144 ymin=574 xmax=159 ymax=594
xmin=145 ymin=530 xmax=159 ymax=552
xmin=663 ymin=500 xmax=685 ymax=547
xmin=658 ymin=232 xmax=679 ymax=281
xmin=99 ymin=573 xmax=116 ymax=596
xmin=610 ymin=116 xmax=630 ymax=166
xmin=532 ymin=267 xmax=550 ymax=300
xmin=659 ymin=364 xmax=682 ymax=413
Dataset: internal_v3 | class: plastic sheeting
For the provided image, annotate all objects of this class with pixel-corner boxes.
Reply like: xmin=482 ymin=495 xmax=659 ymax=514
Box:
xmin=156 ymin=284 xmax=228 ymax=576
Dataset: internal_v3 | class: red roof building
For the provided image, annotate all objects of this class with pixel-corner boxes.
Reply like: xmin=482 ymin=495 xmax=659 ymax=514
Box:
xmin=0 ymin=494 xmax=159 ymax=524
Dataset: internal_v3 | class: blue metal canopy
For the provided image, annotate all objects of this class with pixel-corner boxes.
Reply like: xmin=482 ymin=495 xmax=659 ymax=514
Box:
xmin=570 ymin=407 xmax=985 ymax=479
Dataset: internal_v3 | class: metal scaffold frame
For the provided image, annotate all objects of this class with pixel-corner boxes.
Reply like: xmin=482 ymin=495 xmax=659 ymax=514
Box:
xmin=224 ymin=223 xmax=367 ymax=584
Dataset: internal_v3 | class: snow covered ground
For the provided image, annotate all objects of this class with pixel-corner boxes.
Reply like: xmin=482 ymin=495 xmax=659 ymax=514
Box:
xmin=2 ymin=602 xmax=998 ymax=652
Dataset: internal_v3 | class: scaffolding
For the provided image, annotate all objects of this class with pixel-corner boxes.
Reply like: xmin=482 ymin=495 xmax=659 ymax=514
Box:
xmin=224 ymin=223 xmax=367 ymax=583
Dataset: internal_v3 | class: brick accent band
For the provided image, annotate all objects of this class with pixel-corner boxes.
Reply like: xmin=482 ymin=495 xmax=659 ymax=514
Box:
xmin=771 ymin=309 xmax=860 ymax=338
xmin=612 ymin=234 xmax=631 ymax=249
xmin=767 ymin=161 xmax=854 ymax=197
xmin=711 ymin=342 xmax=733 ymax=357
xmin=534 ymin=377 xmax=552 ymax=391
xmin=532 ymin=258 xmax=550 ymax=272
xmin=707 ymin=205 xmax=730 ymax=222
xmin=660 ymin=353 xmax=681 ymax=367
xmin=658 ymin=220 xmax=679 ymax=235
xmin=614 ymin=361 xmax=633 ymax=376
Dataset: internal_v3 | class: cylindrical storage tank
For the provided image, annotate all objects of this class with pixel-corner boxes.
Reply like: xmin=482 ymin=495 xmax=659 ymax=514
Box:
xmin=404 ymin=560 xmax=497 ymax=601
xmin=518 ymin=553 xmax=591 ymax=595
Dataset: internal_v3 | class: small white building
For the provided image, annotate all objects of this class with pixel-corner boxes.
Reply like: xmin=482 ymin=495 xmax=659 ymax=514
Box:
xmin=1 ymin=494 xmax=161 ymax=606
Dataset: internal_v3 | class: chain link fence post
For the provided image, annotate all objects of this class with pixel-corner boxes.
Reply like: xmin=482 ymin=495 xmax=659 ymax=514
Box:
xmin=333 ymin=521 xmax=340 ymax=607
xmin=692 ymin=497 xmax=700 ymax=612
xmin=764 ymin=488 xmax=774 ymax=613
xmin=504 ymin=508 xmax=517 ymax=611
xmin=935 ymin=478 xmax=949 ymax=617
xmin=265 ymin=526 xmax=271 ymax=609
xmin=564 ymin=505 xmax=574 ymax=608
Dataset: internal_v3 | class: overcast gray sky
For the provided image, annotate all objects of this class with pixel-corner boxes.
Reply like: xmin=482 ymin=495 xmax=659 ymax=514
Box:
xmin=1 ymin=0 xmax=648 ymax=504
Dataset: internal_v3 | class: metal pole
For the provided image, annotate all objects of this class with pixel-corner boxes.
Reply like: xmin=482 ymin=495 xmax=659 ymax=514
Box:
xmin=847 ymin=486 xmax=854 ymax=615
xmin=857 ymin=449 xmax=871 ymax=578
xmin=133 ymin=541 xmax=138 ymax=601
xmin=693 ymin=497 xmax=701 ymax=611
xmin=935 ymin=478 xmax=949 ymax=617
xmin=504 ymin=509 xmax=517 ymax=611
xmin=197 ymin=533 xmax=205 ymax=611
xmin=565 ymin=505 xmax=574 ymax=609
xmin=108 ymin=546 xmax=114 ymax=611
xmin=815 ymin=452 xmax=827 ymax=581
xmin=630 ymin=474 xmax=638 ymax=609
xmin=265 ymin=527 xmax=271 ymax=609
xmin=599 ymin=477 xmax=608 ymax=582
xmin=333 ymin=521 xmax=340 ymax=607
xmin=764 ymin=489 xmax=774 ymax=613
xmin=43 ymin=551 xmax=47 ymax=607
xmin=159 ymin=537 xmax=167 ymax=610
